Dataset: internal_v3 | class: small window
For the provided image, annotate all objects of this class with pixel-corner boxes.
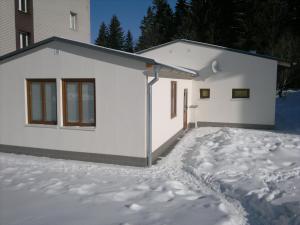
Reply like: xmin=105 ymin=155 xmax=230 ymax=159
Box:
xmin=63 ymin=79 xmax=96 ymax=126
xmin=19 ymin=32 xmax=30 ymax=49
xmin=200 ymin=89 xmax=210 ymax=99
xmin=27 ymin=79 xmax=57 ymax=125
xmin=18 ymin=0 xmax=28 ymax=13
xmin=232 ymin=89 xmax=250 ymax=98
xmin=70 ymin=12 xmax=77 ymax=30
xmin=171 ymin=81 xmax=177 ymax=118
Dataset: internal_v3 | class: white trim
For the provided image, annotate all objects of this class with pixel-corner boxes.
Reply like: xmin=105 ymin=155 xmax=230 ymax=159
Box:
xmin=25 ymin=124 xmax=58 ymax=129
xmin=60 ymin=126 xmax=96 ymax=131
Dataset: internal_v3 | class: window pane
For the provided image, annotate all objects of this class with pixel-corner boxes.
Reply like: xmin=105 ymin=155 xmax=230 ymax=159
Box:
xmin=45 ymin=82 xmax=57 ymax=122
xmin=82 ymin=82 xmax=95 ymax=124
xmin=31 ymin=82 xmax=42 ymax=121
xmin=66 ymin=82 xmax=79 ymax=122
xmin=232 ymin=89 xmax=249 ymax=98
xmin=200 ymin=89 xmax=210 ymax=98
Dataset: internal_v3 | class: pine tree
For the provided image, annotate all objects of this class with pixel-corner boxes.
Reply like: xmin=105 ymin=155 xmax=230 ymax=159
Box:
xmin=124 ymin=30 xmax=134 ymax=52
xmin=174 ymin=0 xmax=193 ymax=39
xmin=190 ymin=0 xmax=237 ymax=46
xmin=107 ymin=15 xmax=124 ymax=50
xmin=152 ymin=0 xmax=175 ymax=43
xmin=136 ymin=0 xmax=175 ymax=50
xmin=136 ymin=7 xmax=157 ymax=50
xmin=95 ymin=22 xmax=108 ymax=47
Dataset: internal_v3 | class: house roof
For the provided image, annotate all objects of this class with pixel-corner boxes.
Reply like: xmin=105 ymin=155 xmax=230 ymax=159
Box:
xmin=137 ymin=39 xmax=290 ymax=67
xmin=0 ymin=36 xmax=196 ymax=77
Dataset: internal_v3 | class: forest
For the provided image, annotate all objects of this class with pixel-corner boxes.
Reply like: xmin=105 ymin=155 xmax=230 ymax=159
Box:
xmin=95 ymin=0 xmax=300 ymax=89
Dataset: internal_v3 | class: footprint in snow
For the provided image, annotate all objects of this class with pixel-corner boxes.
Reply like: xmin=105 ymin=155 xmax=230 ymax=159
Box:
xmin=153 ymin=190 xmax=175 ymax=202
xmin=282 ymin=162 xmax=295 ymax=167
xmin=126 ymin=203 xmax=143 ymax=211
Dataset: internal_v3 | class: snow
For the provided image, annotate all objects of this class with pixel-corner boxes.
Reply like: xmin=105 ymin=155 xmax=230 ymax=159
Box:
xmin=0 ymin=90 xmax=300 ymax=225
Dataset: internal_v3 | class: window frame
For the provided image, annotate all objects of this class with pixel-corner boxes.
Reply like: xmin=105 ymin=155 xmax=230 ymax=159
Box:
xmin=19 ymin=31 xmax=30 ymax=49
xmin=27 ymin=79 xmax=57 ymax=125
xmin=171 ymin=81 xmax=177 ymax=119
xmin=69 ymin=12 xmax=77 ymax=30
xmin=232 ymin=88 xmax=250 ymax=99
xmin=18 ymin=0 xmax=28 ymax=13
xmin=200 ymin=88 xmax=210 ymax=99
xmin=62 ymin=79 xmax=96 ymax=127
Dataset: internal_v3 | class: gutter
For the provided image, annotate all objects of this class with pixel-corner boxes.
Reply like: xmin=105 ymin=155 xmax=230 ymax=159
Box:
xmin=146 ymin=64 xmax=160 ymax=167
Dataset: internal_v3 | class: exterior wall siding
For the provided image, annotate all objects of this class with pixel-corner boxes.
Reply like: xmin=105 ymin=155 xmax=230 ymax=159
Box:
xmin=33 ymin=0 xmax=90 ymax=44
xmin=0 ymin=43 xmax=147 ymax=158
xmin=0 ymin=0 xmax=90 ymax=56
xmin=0 ymin=0 xmax=16 ymax=55
xmin=141 ymin=42 xmax=277 ymax=126
xmin=151 ymin=77 xmax=192 ymax=151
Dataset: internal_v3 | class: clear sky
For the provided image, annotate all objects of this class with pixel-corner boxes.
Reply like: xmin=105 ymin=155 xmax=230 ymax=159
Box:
xmin=90 ymin=0 xmax=177 ymax=44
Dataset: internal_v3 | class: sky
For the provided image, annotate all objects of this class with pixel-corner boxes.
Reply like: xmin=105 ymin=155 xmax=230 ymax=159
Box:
xmin=90 ymin=0 xmax=177 ymax=43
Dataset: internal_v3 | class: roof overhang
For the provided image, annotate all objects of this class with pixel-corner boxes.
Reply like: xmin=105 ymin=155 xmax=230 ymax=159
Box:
xmin=154 ymin=62 xmax=197 ymax=79
xmin=0 ymin=36 xmax=157 ymax=65
xmin=0 ymin=36 xmax=198 ymax=80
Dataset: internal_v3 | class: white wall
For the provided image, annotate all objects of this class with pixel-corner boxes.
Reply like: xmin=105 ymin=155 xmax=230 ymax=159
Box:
xmin=141 ymin=42 xmax=277 ymax=126
xmin=0 ymin=0 xmax=90 ymax=56
xmin=33 ymin=0 xmax=90 ymax=43
xmin=0 ymin=0 xmax=16 ymax=55
xmin=0 ymin=42 xmax=147 ymax=158
xmin=152 ymin=76 xmax=192 ymax=151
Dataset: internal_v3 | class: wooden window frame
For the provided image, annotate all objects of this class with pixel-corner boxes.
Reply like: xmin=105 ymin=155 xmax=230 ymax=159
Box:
xmin=171 ymin=81 xmax=177 ymax=119
xmin=27 ymin=79 xmax=57 ymax=125
xmin=62 ymin=79 xmax=96 ymax=127
xmin=232 ymin=88 xmax=250 ymax=99
xmin=200 ymin=88 xmax=210 ymax=99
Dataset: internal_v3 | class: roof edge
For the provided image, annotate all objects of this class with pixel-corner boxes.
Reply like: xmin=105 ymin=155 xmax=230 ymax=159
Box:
xmin=0 ymin=36 xmax=197 ymax=78
xmin=137 ymin=39 xmax=283 ymax=62
xmin=0 ymin=36 xmax=156 ymax=64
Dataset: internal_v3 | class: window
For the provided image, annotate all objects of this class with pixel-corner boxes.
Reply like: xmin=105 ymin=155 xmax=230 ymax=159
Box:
xmin=18 ymin=0 xmax=28 ymax=12
xmin=27 ymin=79 xmax=57 ymax=125
xmin=69 ymin=12 xmax=77 ymax=30
xmin=171 ymin=81 xmax=177 ymax=118
xmin=19 ymin=32 xmax=30 ymax=49
xmin=232 ymin=89 xmax=250 ymax=99
xmin=62 ymin=79 xmax=96 ymax=126
xmin=200 ymin=89 xmax=210 ymax=99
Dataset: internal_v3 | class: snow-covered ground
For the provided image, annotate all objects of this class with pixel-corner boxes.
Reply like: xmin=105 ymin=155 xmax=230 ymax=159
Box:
xmin=0 ymin=91 xmax=300 ymax=225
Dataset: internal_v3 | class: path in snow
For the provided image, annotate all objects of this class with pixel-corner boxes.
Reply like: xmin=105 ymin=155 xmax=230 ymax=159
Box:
xmin=180 ymin=127 xmax=300 ymax=225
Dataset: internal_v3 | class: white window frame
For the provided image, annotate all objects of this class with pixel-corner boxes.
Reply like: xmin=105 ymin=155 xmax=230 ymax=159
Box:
xmin=19 ymin=32 xmax=29 ymax=49
xmin=69 ymin=12 xmax=77 ymax=30
xmin=18 ymin=0 xmax=28 ymax=13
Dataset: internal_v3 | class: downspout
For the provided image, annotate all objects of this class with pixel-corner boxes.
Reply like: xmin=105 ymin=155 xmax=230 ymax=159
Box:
xmin=146 ymin=64 xmax=160 ymax=167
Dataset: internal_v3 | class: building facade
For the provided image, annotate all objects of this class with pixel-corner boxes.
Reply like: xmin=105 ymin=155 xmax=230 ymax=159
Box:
xmin=0 ymin=0 xmax=90 ymax=56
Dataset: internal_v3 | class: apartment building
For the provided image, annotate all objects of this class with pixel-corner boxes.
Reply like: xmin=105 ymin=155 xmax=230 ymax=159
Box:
xmin=0 ymin=0 xmax=90 ymax=56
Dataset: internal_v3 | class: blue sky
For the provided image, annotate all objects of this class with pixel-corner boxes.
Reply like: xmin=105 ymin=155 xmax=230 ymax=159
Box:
xmin=90 ymin=0 xmax=177 ymax=43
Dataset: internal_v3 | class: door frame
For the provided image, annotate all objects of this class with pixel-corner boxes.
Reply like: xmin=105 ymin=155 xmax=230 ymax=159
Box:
xmin=183 ymin=89 xmax=188 ymax=129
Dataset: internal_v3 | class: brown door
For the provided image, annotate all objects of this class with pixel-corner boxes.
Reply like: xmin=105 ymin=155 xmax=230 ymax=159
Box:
xmin=183 ymin=89 xmax=188 ymax=129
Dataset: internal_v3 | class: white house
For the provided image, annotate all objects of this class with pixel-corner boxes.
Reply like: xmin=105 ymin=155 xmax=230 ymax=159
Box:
xmin=0 ymin=37 xmax=283 ymax=166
